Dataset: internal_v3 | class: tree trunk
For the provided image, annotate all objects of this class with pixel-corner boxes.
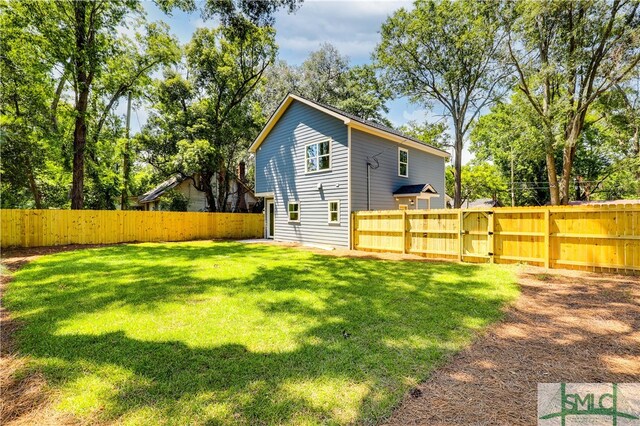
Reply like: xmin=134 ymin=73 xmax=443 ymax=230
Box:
xmin=453 ymin=125 xmax=463 ymax=208
xmin=50 ymin=65 xmax=67 ymax=132
xmin=634 ymin=125 xmax=640 ymax=198
xmin=216 ymin=168 xmax=229 ymax=212
xmin=560 ymin=144 xmax=577 ymax=205
xmin=26 ymin=163 xmax=42 ymax=209
xmin=560 ymin=116 xmax=584 ymax=204
xmin=201 ymin=173 xmax=216 ymax=212
xmin=544 ymin=129 xmax=561 ymax=205
xmin=236 ymin=184 xmax=247 ymax=212
xmin=545 ymin=151 xmax=560 ymax=205
xmin=121 ymin=92 xmax=132 ymax=210
xmin=71 ymin=2 xmax=88 ymax=210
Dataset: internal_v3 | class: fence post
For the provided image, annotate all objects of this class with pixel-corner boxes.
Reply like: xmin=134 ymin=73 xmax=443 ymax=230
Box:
xmin=458 ymin=209 xmax=464 ymax=262
xmin=350 ymin=212 xmax=355 ymax=250
xmin=544 ymin=208 xmax=550 ymax=269
xmin=488 ymin=210 xmax=495 ymax=264
xmin=402 ymin=210 xmax=407 ymax=254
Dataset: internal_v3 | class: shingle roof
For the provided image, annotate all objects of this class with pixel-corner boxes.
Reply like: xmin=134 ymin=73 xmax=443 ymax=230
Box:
xmin=138 ymin=174 xmax=256 ymax=204
xmin=465 ymin=198 xmax=502 ymax=208
xmin=301 ymin=96 xmax=449 ymax=155
xmin=393 ymin=183 xmax=438 ymax=196
xmin=138 ymin=175 xmax=184 ymax=203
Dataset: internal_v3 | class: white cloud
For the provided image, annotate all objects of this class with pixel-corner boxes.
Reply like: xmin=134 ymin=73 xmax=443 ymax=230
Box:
xmin=273 ymin=0 xmax=411 ymax=64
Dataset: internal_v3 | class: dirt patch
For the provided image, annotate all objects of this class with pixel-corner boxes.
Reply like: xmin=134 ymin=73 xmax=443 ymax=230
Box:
xmin=385 ymin=268 xmax=640 ymax=426
xmin=1 ymin=244 xmax=124 ymax=271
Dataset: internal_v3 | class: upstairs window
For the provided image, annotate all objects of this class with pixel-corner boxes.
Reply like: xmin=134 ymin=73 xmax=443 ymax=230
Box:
xmin=398 ymin=147 xmax=408 ymax=177
xmin=306 ymin=140 xmax=331 ymax=173
xmin=288 ymin=201 xmax=300 ymax=222
xmin=328 ymin=200 xmax=340 ymax=224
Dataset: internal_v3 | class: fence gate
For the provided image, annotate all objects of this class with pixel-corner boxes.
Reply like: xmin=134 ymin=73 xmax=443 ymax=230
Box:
xmin=461 ymin=210 xmax=491 ymax=262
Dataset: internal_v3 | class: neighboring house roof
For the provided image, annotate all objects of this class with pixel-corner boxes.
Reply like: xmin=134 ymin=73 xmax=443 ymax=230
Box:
xmin=465 ymin=198 xmax=503 ymax=208
xmin=249 ymin=93 xmax=450 ymax=158
xmin=138 ymin=175 xmax=185 ymax=204
xmin=138 ymin=174 xmax=257 ymax=204
xmin=568 ymin=199 xmax=640 ymax=205
xmin=393 ymin=183 xmax=438 ymax=196
xmin=236 ymin=178 xmax=255 ymax=196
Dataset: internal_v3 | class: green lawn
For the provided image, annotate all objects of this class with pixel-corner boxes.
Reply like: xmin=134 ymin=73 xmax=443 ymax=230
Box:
xmin=5 ymin=241 xmax=518 ymax=425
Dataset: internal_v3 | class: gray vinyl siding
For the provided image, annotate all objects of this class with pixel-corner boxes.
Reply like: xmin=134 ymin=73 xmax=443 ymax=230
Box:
xmin=255 ymin=101 xmax=349 ymax=247
xmin=350 ymin=129 xmax=446 ymax=211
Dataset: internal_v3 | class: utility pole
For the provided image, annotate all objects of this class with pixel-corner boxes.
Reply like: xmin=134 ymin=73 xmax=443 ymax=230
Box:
xmin=121 ymin=91 xmax=132 ymax=210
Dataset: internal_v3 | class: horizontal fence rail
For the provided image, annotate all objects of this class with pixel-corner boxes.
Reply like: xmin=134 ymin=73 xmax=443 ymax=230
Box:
xmin=1 ymin=209 xmax=264 ymax=248
xmin=352 ymin=205 xmax=640 ymax=273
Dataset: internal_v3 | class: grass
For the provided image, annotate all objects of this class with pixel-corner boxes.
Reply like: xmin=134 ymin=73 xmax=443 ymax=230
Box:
xmin=5 ymin=241 xmax=518 ymax=425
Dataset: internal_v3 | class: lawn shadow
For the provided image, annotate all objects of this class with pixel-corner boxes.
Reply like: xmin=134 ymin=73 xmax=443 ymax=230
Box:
xmin=4 ymin=242 xmax=517 ymax=424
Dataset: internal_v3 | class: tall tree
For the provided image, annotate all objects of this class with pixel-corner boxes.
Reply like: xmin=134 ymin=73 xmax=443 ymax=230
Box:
xmin=140 ymin=20 xmax=277 ymax=211
xmin=65 ymin=1 xmax=142 ymax=209
xmin=471 ymin=90 xmax=640 ymax=205
xmin=13 ymin=0 xmax=152 ymax=209
xmin=84 ymin=21 xmax=180 ymax=209
xmin=3 ymin=0 xmax=295 ymax=210
xmin=376 ymin=0 xmax=510 ymax=208
xmin=445 ymin=163 xmax=509 ymax=207
xmin=338 ymin=65 xmax=393 ymax=124
xmin=472 ymin=94 xmax=559 ymax=206
xmin=255 ymin=60 xmax=302 ymax=115
xmin=298 ymin=43 xmax=349 ymax=104
xmin=14 ymin=1 xmax=180 ymax=210
xmin=156 ymin=0 xmax=301 ymax=26
xmin=0 ymin=1 xmax=55 ymax=208
xmin=506 ymin=0 xmax=640 ymax=204
xmin=257 ymin=44 xmax=392 ymax=124
xmin=397 ymin=121 xmax=450 ymax=150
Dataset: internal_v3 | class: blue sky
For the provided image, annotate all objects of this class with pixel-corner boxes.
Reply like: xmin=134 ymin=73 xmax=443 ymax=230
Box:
xmin=136 ymin=0 xmax=469 ymax=162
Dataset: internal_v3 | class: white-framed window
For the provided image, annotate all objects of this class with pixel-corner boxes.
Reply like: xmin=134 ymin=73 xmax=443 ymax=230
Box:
xmin=305 ymin=140 xmax=331 ymax=173
xmin=288 ymin=201 xmax=300 ymax=222
xmin=328 ymin=200 xmax=340 ymax=224
xmin=398 ymin=147 xmax=408 ymax=177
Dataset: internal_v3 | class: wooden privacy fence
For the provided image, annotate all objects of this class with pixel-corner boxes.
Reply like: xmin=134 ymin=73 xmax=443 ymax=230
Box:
xmin=1 ymin=209 xmax=264 ymax=248
xmin=352 ymin=205 xmax=640 ymax=273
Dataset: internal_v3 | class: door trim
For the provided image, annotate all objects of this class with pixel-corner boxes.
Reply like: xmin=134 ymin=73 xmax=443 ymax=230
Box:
xmin=266 ymin=199 xmax=275 ymax=239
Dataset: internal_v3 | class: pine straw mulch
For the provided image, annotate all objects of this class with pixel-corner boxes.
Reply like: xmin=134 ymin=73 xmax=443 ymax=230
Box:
xmin=385 ymin=268 xmax=640 ymax=426
xmin=1 ymin=244 xmax=639 ymax=425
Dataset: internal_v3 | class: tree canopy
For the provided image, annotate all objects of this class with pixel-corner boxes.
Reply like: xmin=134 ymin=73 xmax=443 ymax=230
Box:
xmin=2 ymin=0 xmax=639 ymax=211
xmin=138 ymin=20 xmax=277 ymax=211
xmin=258 ymin=43 xmax=393 ymax=125
xmin=376 ymin=0 xmax=510 ymax=207
xmin=505 ymin=0 xmax=640 ymax=204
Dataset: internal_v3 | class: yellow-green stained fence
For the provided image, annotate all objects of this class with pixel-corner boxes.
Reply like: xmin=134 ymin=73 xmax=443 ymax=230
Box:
xmin=352 ymin=205 xmax=640 ymax=273
xmin=1 ymin=209 xmax=264 ymax=248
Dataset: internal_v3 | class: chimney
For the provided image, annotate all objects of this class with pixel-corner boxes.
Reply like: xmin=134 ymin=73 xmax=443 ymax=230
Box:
xmin=238 ymin=161 xmax=246 ymax=182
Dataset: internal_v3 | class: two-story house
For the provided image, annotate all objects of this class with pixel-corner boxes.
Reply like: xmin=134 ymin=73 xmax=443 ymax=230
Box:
xmin=250 ymin=94 xmax=450 ymax=248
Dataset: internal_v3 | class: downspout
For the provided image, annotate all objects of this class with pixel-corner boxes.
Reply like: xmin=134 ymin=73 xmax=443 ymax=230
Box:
xmin=366 ymin=154 xmax=380 ymax=211
xmin=366 ymin=162 xmax=370 ymax=210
